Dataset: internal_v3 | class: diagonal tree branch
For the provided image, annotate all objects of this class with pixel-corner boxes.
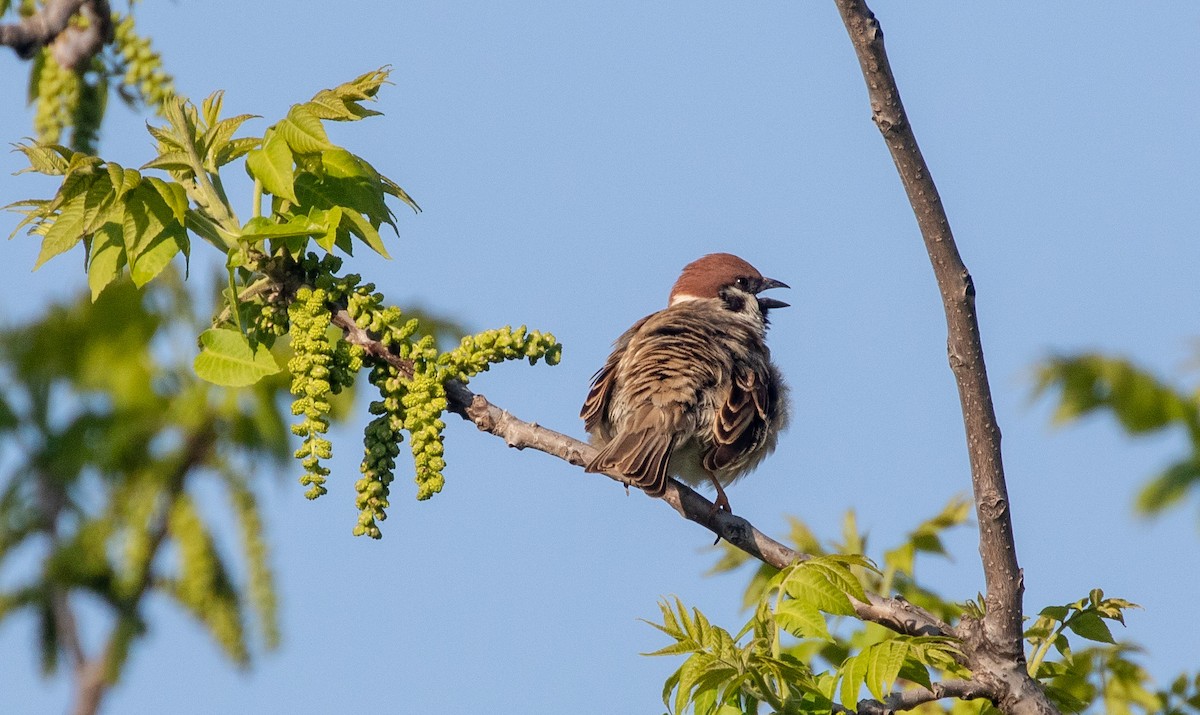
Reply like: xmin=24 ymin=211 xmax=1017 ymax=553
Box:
xmin=327 ymin=306 xmax=954 ymax=642
xmin=831 ymin=2 xmax=1052 ymax=714
xmin=0 ymin=0 xmax=111 ymax=68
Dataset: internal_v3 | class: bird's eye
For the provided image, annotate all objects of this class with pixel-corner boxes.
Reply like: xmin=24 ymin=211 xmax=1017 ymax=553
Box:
xmin=735 ymin=276 xmax=749 ymax=290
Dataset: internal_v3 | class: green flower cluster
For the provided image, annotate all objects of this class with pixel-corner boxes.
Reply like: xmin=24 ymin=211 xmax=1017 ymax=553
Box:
xmin=287 ymin=283 xmax=361 ymax=499
xmin=342 ymin=277 xmax=562 ymax=537
xmin=112 ymin=13 xmax=175 ymax=113
xmin=274 ymin=252 xmax=561 ymax=537
xmin=345 ymin=280 xmax=421 ymax=537
xmin=250 ymin=288 xmax=289 ymax=342
xmin=441 ymin=326 xmax=563 ymax=382
xmin=168 ymin=495 xmax=248 ymax=664
xmin=32 ymin=48 xmax=80 ymax=145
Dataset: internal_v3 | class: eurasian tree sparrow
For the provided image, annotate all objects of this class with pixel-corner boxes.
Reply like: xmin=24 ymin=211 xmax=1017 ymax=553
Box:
xmin=581 ymin=253 xmax=789 ymax=513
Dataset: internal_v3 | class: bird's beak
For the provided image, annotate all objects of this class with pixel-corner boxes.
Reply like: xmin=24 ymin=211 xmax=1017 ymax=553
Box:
xmin=756 ymin=278 xmax=790 ymax=310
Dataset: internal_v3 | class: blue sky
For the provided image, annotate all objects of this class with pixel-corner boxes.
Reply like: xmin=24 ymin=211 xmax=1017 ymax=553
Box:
xmin=2 ymin=2 xmax=1198 ymax=713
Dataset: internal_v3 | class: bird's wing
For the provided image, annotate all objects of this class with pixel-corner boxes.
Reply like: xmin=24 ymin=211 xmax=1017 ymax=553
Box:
xmin=580 ymin=315 xmax=650 ymax=433
xmin=704 ymin=364 xmax=771 ymax=473
xmin=580 ymin=359 xmax=617 ymax=434
xmin=582 ymin=313 xmax=687 ymax=498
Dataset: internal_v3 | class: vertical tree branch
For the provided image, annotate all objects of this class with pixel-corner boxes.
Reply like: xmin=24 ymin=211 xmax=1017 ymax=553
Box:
xmin=831 ymin=2 xmax=1053 ymax=714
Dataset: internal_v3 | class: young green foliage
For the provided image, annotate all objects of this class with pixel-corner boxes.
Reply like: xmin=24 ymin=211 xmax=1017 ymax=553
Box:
xmin=111 ymin=12 xmax=176 ymax=114
xmin=13 ymin=4 xmax=176 ymax=153
xmin=1036 ymin=354 xmax=1200 ymax=519
xmin=645 ymin=596 xmax=830 ymax=715
xmin=0 ymin=277 xmax=287 ymax=688
xmin=9 ymin=68 xmax=562 ymax=538
xmin=658 ymin=501 xmax=1197 ymax=715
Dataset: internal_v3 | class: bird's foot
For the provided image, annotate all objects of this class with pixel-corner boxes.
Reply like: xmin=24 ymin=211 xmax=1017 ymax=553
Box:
xmin=707 ymin=475 xmax=732 ymax=514
xmin=709 ymin=488 xmax=732 ymax=545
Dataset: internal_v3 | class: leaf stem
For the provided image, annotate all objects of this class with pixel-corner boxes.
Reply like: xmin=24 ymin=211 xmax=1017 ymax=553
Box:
xmin=252 ymin=178 xmax=262 ymax=219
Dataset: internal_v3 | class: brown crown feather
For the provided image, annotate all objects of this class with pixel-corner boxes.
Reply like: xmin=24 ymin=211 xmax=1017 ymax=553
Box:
xmin=667 ymin=253 xmax=764 ymax=304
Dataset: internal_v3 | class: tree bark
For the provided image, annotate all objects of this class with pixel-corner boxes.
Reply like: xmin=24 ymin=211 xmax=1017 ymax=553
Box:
xmin=831 ymin=2 xmax=1056 ymax=714
xmin=0 ymin=0 xmax=111 ymax=68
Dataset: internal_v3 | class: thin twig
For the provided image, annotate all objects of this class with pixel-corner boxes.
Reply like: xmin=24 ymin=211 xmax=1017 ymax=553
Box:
xmin=841 ymin=680 xmax=992 ymax=715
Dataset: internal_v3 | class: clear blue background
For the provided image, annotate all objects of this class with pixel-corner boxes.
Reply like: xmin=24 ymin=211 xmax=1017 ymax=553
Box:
xmin=2 ymin=2 xmax=1197 ymax=713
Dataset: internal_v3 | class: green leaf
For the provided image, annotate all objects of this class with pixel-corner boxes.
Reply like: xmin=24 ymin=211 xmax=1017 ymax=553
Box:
xmin=839 ymin=651 xmax=869 ymax=707
xmin=675 ymin=654 xmax=706 ymax=715
xmin=145 ymin=177 xmax=189 ymax=224
xmin=341 ymin=204 xmax=390 ymax=258
xmin=121 ymin=183 xmax=175 ymax=264
xmin=643 ymin=640 xmax=705 ymax=658
xmin=204 ymin=113 xmax=259 ymax=169
xmin=201 ymin=90 xmax=224 ymax=128
xmin=80 ymin=172 xmax=117 ymax=234
xmin=315 ymin=206 xmax=341 ymax=251
xmin=113 ymin=166 xmax=142 ymax=199
xmin=193 ymin=328 xmax=281 ymax=387
xmin=1135 ymin=459 xmax=1200 ymax=514
xmin=1065 ymin=611 xmax=1116 ymax=644
xmin=779 ymin=560 xmax=860 ymax=616
xmin=87 ymin=223 xmax=126 ymax=300
xmin=130 ymin=224 xmax=185 ymax=287
xmin=1051 ymin=633 xmax=1073 ymax=663
xmin=782 ymin=568 xmax=853 ymax=616
xmin=146 ymin=121 xmax=187 ymax=154
xmin=304 ymin=67 xmax=390 ymax=121
xmin=240 ymin=215 xmax=326 ymax=242
xmin=863 ymin=640 xmax=906 ymax=699
xmin=807 ymin=560 xmax=868 ymax=602
xmin=897 ymin=657 xmax=932 ymax=690
xmin=140 ymin=151 xmax=195 ymax=173
xmin=1039 ymin=605 xmax=1070 ymax=622
xmin=246 ymin=132 xmax=297 ymax=203
xmin=13 ymin=141 xmax=73 ymax=175
xmin=774 ymin=601 xmax=833 ymax=642
xmin=34 ymin=194 xmax=88 ymax=269
xmin=216 ymin=136 xmax=262 ymax=167
xmin=883 ymin=543 xmax=914 ymax=576
xmin=278 ymin=105 xmax=334 ymax=154
xmin=1036 ymin=355 xmax=1196 ymax=433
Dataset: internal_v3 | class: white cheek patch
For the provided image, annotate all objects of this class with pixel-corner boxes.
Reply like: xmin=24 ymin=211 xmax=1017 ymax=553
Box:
xmin=668 ymin=294 xmax=704 ymax=306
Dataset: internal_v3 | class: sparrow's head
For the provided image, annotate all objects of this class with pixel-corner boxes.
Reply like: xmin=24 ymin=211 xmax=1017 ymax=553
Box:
xmin=668 ymin=253 xmax=790 ymax=317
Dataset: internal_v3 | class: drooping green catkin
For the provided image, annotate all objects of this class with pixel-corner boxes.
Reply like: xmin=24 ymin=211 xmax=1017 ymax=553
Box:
xmin=353 ymin=358 xmax=403 ymax=538
xmin=279 ymin=252 xmax=562 ymax=536
xmin=228 ymin=481 xmax=279 ymax=648
xmin=112 ymin=12 xmax=175 ymax=114
xmin=32 ymin=48 xmax=80 ymax=145
xmin=168 ymin=494 xmax=248 ymax=664
xmin=287 ymin=285 xmax=335 ymax=499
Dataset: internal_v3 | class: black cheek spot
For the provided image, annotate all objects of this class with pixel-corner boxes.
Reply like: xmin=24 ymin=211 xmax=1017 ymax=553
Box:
xmin=720 ymin=289 xmax=746 ymax=313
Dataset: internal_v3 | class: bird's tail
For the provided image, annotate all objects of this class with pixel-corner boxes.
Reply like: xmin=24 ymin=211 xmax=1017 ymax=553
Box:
xmin=585 ymin=429 xmax=674 ymax=498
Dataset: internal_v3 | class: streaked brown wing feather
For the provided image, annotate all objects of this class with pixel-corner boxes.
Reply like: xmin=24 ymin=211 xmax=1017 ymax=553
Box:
xmin=704 ymin=366 xmax=770 ymax=472
xmin=580 ymin=362 xmax=615 ymax=433
xmin=580 ymin=315 xmax=651 ymax=433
